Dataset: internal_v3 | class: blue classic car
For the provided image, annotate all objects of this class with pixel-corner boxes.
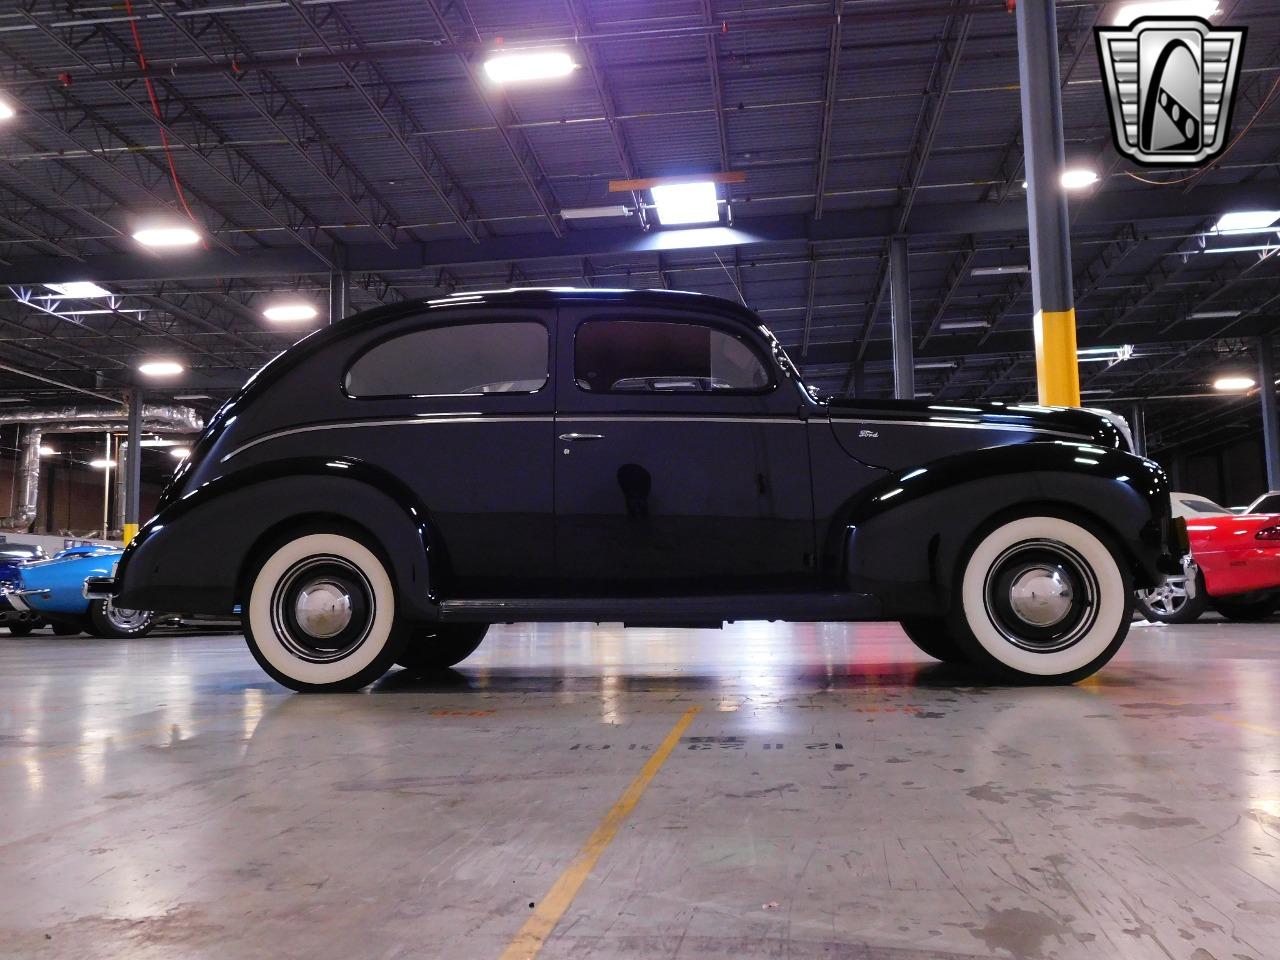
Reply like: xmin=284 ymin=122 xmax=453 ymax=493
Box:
xmin=5 ymin=546 xmax=156 ymax=638
xmin=1 ymin=542 xmax=47 ymax=635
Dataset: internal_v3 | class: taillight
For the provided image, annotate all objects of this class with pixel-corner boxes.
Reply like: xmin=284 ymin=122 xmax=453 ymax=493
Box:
xmin=1257 ymin=525 xmax=1280 ymax=541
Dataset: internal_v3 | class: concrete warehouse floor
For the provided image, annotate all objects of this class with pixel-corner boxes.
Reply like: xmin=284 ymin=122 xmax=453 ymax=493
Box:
xmin=1 ymin=619 xmax=1277 ymax=960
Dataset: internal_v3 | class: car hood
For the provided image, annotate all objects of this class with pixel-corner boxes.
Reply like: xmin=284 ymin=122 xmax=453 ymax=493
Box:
xmin=823 ymin=398 xmax=1128 ymax=471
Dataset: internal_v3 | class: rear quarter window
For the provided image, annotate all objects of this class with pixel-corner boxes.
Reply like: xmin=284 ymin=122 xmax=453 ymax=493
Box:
xmin=345 ymin=320 xmax=548 ymax=398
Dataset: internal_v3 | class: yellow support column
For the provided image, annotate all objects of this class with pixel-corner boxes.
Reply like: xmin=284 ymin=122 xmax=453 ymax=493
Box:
xmin=123 ymin=523 xmax=139 ymax=546
xmin=1033 ymin=308 xmax=1081 ymax=407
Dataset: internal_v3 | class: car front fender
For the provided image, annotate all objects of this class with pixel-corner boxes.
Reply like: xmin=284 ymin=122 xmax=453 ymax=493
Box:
xmin=830 ymin=441 xmax=1174 ymax=614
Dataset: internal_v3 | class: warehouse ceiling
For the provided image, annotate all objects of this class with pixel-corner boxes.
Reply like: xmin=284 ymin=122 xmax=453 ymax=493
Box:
xmin=1 ymin=0 xmax=1278 ymax=457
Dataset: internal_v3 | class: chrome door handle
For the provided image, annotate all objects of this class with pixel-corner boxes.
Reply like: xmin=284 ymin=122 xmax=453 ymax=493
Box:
xmin=558 ymin=433 xmax=604 ymax=441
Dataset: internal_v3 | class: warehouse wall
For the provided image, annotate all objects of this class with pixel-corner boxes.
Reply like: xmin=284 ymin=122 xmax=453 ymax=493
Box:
xmin=0 ymin=452 xmax=162 ymax=535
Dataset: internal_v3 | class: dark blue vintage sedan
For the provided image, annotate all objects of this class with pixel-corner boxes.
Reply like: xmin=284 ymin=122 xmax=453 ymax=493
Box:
xmin=98 ymin=289 xmax=1184 ymax=691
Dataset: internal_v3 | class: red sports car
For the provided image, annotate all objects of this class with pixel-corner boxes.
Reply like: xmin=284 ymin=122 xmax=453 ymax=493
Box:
xmin=1137 ymin=492 xmax=1280 ymax=623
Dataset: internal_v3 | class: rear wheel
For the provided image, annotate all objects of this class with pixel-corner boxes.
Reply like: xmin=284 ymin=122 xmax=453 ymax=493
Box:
xmin=51 ymin=620 xmax=82 ymax=636
xmin=1135 ymin=569 xmax=1207 ymax=624
xmin=87 ymin=599 xmax=156 ymax=638
xmin=243 ymin=531 xmax=404 ymax=692
xmin=1212 ymin=596 xmax=1278 ymax=621
xmin=5 ymin=622 xmax=33 ymax=637
xmin=396 ymin=623 xmax=488 ymax=674
xmin=947 ymin=513 xmax=1132 ymax=684
xmin=899 ymin=618 xmax=967 ymax=663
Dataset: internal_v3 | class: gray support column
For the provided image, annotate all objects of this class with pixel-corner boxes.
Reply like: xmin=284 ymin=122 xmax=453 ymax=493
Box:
xmin=1128 ymin=402 xmax=1147 ymax=459
xmin=1017 ymin=0 xmax=1079 ymax=407
xmin=852 ymin=360 xmax=865 ymax=399
xmin=888 ymin=235 xmax=914 ymax=400
xmin=328 ymin=270 xmax=349 ymax=324
xmin=12 ymin=425 xmax=41 ymax=530
xmin=123 ymin=390 xmax=142 ymax=542
xmin=1259 ymin=336 xmax=1280 ymax=490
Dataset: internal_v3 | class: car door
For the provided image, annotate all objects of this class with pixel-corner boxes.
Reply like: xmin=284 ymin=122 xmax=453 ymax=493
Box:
xmin=337 ymin=307 xmax=556 ymax=596
xmin=553 ymin=304 xmax=816 ymax=592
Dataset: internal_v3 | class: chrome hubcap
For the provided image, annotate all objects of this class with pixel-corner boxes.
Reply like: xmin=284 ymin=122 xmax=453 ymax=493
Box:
xmin=270 ymin=555 xmax=374 ymax=663
xmin=983 ymin=539 xmax=1099 ymax=654
xmin=293 ymin=581 xmax=353 ymax=639
xmin=1008 ymin=566 xmax=1074 ymax=627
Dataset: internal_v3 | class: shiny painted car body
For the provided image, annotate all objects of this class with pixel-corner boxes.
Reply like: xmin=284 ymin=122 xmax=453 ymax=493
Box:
xmin=7 ymin=547 xmax=121 ymax=617
xmin=1177 ymin=497 xmax=1280 ymax=598
xmin=114 ymin=288 xmax=1179 ymax=611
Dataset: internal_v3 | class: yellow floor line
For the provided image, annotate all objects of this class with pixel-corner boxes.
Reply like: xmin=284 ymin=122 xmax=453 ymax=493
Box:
xmin=1213 ymin=715 xmax=1280 ymax=737
xmin=499 ymin=705 xmax=701 ymax=960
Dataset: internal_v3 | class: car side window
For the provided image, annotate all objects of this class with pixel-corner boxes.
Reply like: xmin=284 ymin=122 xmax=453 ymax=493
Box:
xmin=345 ymin=320 xmax=548 ymax=398
xmin=574 ymin=319 xmax=771 ymax=394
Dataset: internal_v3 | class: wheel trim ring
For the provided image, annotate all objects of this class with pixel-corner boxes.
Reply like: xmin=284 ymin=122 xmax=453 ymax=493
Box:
xmin=269 ymin=555 xmax=375 ymax=664
xmin=982 ymin=539 xmax=1100 ymax=654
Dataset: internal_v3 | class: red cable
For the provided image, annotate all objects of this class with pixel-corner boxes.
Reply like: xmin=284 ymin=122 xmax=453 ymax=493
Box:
xmin=122 ymin=0 xmax=205 ymax=241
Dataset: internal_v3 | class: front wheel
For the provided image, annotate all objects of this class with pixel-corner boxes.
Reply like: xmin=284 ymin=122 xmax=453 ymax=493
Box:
xmin=87 ymin=599 xmax=156 ymax=638
xmin=5 ymin=622 xmax=33 ymax=637
xmin=947 ymin=514 xmax=1133 ymax=684
xmin=243 ymin=531 xmax=404 ymax=692
xmin=899 ymin=618 xmax=967 ymax=663
xmin=397 ymin=623 xmax=488 ymax=674
xmin=1135 ymin=569 xmax=1207 ymax=624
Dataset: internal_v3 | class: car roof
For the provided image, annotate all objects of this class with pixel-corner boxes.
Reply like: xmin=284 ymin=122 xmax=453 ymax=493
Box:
xmin=337 ymin=287 xmax=762 ymax=332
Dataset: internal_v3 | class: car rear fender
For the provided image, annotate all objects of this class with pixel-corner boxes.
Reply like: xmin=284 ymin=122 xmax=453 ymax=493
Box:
xmin=114 ymin=457 xmax=441 ymax=618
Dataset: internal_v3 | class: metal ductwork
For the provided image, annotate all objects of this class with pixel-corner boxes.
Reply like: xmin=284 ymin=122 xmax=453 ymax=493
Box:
xmin=2 ymin=404 xmax=204 ymax=531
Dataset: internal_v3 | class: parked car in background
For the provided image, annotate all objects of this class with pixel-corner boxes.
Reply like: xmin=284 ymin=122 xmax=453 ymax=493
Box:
xmin=0 ymin=542 xmax=46 ymax=635
xmin=1244 ymin=491 xmax=1280 ymax=516
xmin=98 ymin=288 xmax=1183 ymax=691
xmin=1136 ymin=492 xmax=1280 ymax=623
xmin=4 ymin=546 xmax=156 ymax=638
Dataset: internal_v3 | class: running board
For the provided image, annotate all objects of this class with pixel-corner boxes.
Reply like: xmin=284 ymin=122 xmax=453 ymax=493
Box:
xmin=437 ymin=592 xmax=882 ymax=625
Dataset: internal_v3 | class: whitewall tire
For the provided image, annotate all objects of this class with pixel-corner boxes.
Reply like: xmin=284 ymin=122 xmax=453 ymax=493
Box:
xmin=244 ymin=532 xmax=403 ymax=692
xmin=948 ymin=514 xmax=1132 ymax=683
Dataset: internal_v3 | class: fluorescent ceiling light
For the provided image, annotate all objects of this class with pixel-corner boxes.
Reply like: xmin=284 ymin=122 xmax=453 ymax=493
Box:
xmin=1213 ymin=375 xmax=1255 ymax=391
xmin=174 ymin=393 xmax=211 ymax=401
xmin=0 ymin=100 xmax=14 ymax=121
xmin=1114 ymin=1 xmax=1219 ymax=26
xmin=1189 ymin=309 xmax=1241 ymax=319
xmin=483 ymin=49 xmax=576 ymax=84
xmin=263 ymin=302 xmax=318 ymax=323
xmin=89 ymin=459 xmax=117 ymax=469
xmin=45 ymin=281 xmax=111 ymax=299
xmin=0 ymin=397 xmax=29 ymax=404
xmin=559 ymin=205 xmax=632 ymax=221
xmin=133 ymin=225 xmax=201 ymax=248
xmin=940 ymin=320 xmax=990 ymax=330
xmin=971 ymin=265 xmax=1030 ymax=276
xmin=38 ymin=446 xmax=56 ymax=456
xmin=137 ymin=360 xmax=184 ymax=377
xmin=1061 ymin=168 xmax=1099 ymax=190
xmin=915 ymin=360 xmax=957 ymax=370
xmin=1213 ymin=210 xmax=1280 ymax=234
xmin=1080 ymin=389 xmax=1113 ymax=396
xmin=650 ymin=182 xmax=719 ymax=226
xmin=170 ymin=447 xmax=191 ymax=459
